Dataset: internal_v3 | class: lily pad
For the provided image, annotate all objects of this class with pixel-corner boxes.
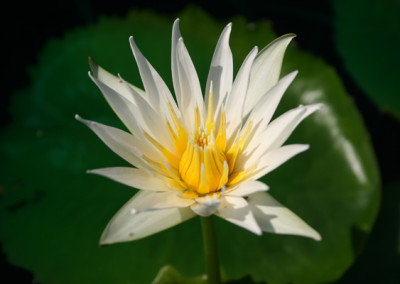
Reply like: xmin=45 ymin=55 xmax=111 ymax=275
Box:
xmin=333 ymin=0 xmax=400 ymax=118
xmin=0 ymin=7 xmax=379 ymax=284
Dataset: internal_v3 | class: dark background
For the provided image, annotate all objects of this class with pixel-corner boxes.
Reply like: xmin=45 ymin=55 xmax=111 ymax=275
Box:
xmin=2 ymin=0 xmax=399 ymax=283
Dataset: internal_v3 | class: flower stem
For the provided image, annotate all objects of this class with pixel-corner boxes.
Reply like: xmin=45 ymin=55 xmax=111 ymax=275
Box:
xmin=201 ymin=216 xmax=221 ymax=284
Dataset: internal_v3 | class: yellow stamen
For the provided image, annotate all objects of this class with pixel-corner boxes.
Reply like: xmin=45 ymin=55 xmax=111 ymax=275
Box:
xmin=143 ymin=131 xmax=179 ymax=168
xmin=167 ymin=102 xmax=188 ymax=157
xmin=183 ymin=189 xmax=199 ymax=199
xmin=218 ymin=161 xmax=229 ymax=189
xmin=225 ymin=120 xmax=253 ymax=173
xmin=165 ymin=97 xmax=255 ymax=197
xmin=206 ymin=91 xmax=215 ymax=133
xmin=178 ymin=127 xmax=227 ymax=195
xmin=226 ymin=141 xmax=239 ymax=173
xmin=197 ymin=164 xmax=210 ymax=194
xmin=195 ymin=107 xmax=201 ymax=131
xmin=215 ymin=110 xmax=226 ymax=151
xmin=227 ymin=166 xmax=256 ymax=186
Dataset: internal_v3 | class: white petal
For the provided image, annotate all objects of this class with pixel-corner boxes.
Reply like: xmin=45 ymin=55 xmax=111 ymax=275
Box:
xmin=175 ymin=38 xmax=204 ymax=132
xmin=250 ymin=144 xmax=309 ymax=181
xmin=129 ymin=36 xmax=180 ymax=119
xmin=244 ymin=34 xmax=295 ymax=116
xmin=100 ymin=191 xmax=196 ymax=244
xmin=225 ymin=46 xmax=258 ymax=143
xmin=246 ymin=71 xmax=298 ymax=138
xmin=89 ymin=57 xmax=145 ymax=103
xmin=76 ymin=115 xmax=149 ymax=169
xmin=88 ymin=71 xmax=143 ymax=137
xmin=238 ymin=104 xmax=322 ymax=170
xmin=191 ymin=194 xmax=222 ymax=217
xmin=171 ymin=18 xmax=182 ymax=93
xmin=227 ymin=180 xmax=269 ymax=197
xmin=205 ymin=23 xmax=233 ymax=116
xmin=87 ymin=167 xmax=175 ymax=192
xmin=171 ymin=19 xmax=203 ymax=132
xmin=118 ymin=75 xmax=175 ymax=154
xmin=248 ymin=192 xmax=321 ymax=240
xmin=130 ymin=191 xmax=195 ymax=214
xmin=216 ymin=196 xmax=262 ymax=235
xmin=261 ymin=103 xmax=322 ymax=151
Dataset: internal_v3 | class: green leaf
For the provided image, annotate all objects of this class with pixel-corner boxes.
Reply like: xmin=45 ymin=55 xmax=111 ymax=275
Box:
xmin=333 ymin=0 xmax=400 ymax=118
xmin=0 ymin=7 xmax=380 ymax=284
xmin=152 ymin=265 xmax=206 ymax=284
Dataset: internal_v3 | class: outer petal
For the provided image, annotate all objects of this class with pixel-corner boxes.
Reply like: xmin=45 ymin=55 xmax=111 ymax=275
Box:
xmin=244 ymin=34 xmax=295 ymax=116
xmin=258 ymin=104 xmax=322 ymax=152
xmin=244 ymin=71 xmax=298 ymax=143
xmin=171 ymin=19 xmax=204 ymax=132
xmin=100 ymin=191 xmax=196 ymax=244
xmin=129 ymin=36 xmax=180 ymax=120
xmin=89 ymin=57 xmax=146 ymax=103
xmin=205 ymin=23 xmax=233 ymax=116
xmin=237 ymin=104 xmax=322 ymax=171
xmin=119 ymin=75 xmax=175 ymax=154
xmin=88 ymin=71 xmax=143 ymax=137
xmin=225 ymin=46 xmax=258 ymax=144
xmin=76 ymin=115 xmax=149 ymax=170
xmin=248 ymin=192 xmax=321 ymax=240
xmin=87 ymin=167 xmax=177 ymax=192
xmin=227 ymin=180 xmax=269 ymax=197
xmin=216 ymin=196 xmax=262 ymax=235
xmin=250 ymin=144 xmax=310 ymax=181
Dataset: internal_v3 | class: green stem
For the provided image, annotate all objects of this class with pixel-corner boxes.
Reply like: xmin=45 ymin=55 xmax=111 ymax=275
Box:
xmin=201 ymin=216 xmax=221 ymax=284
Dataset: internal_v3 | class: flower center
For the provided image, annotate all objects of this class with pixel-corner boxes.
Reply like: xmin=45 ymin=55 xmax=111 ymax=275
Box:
xmin=179 ymin=128 xmax=228 ymax=196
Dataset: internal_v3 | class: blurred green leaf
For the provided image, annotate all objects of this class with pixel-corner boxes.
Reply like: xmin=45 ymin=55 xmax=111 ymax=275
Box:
xmin=0 ymin=7 xmax=380 ymax=284
xmin=333 ymin=0 xmax=400 ymax=118
xmin=152 ymin=265 xmax=206 ymax=284
xmin=334 ymin=181 xmax=400 ymax=283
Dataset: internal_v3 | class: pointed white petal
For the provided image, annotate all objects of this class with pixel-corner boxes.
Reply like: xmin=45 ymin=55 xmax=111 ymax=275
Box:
xmin=129 ymin=36 xmax=161 ymax=111
xmin=175 ymin=38 xmax=204 ymax=132
xmin=227 ymin=180 xmax=269 ymax=197
xmin=216 ymin=196 xmax=262 ymax=235
xmin=247 ymin=70 xmax=298 ymax=135
xmin=100 ymin=191 xmax=196 ymax=244
xmin=171 ymin=19 xmax=203 ymax=132
xmin=171 ymin=18 xmax=182 ymax=108
xmin=239 ymin=71 xmax=298 ymax=159
xmin=238 ymin=104 xmax=322 ymax=170
xmin=244 ymin=34 xmax=295 ymax=115
xmin=250 ymin=144 xmax=309 ymax=181
xmin=129 ymin=36 xmax=180 ymax=119
xmin=89 ymin=57 xmax=145 ymax=103
xmin=76 ymin=115 xmax=150 ymax=169
xmin=191 ymin=194 xmax=222 ymax=217
xmin=118 ymin=75 xmax=176 ymax=154
xmin=205 ymin=23 xmax=233 ymax=116
xmin=87 ymin=167 xmax=175 ymax=192
xmin=89 ymin=72 xmax=143 ymax=137
xmin=261 ymin=103 xmax=322 ymax=151
xmin=248 ymin=192 xmax=321 ymax=240
xmin=225 ymin=46 xmax=258 ymax=141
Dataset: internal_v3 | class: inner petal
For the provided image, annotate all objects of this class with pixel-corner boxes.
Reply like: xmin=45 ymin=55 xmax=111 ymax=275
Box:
xmin=179 ymin=128 xmax=228 ymax=195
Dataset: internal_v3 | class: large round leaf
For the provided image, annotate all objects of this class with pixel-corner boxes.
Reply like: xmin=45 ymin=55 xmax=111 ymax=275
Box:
xmin=0 ymin=7 xmax=379 ymax=284
xmin=333 ymin=0 xmax=400 ymax=118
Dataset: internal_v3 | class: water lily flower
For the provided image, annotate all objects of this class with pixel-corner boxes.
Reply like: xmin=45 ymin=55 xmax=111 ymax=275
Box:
xmin=76 ymin=19 xmax=321 ymax=245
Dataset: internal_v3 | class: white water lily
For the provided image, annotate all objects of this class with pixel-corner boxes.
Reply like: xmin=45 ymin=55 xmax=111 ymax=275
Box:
xmin=77 ymin=19 xmax=321 ymax=245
